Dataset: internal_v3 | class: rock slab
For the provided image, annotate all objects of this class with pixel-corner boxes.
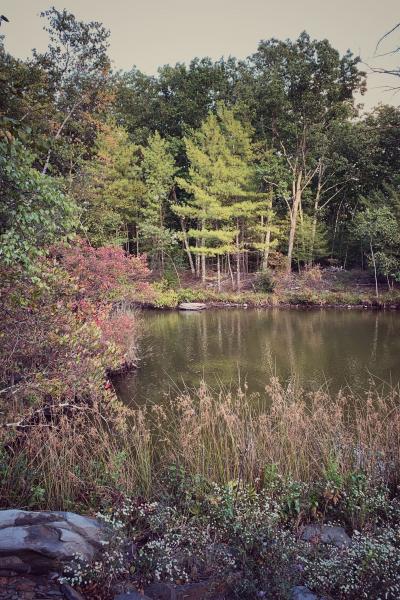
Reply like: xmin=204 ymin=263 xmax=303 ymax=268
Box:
xmin=60 ymin=583 xmax=86 ymax=600
xmin=145 ymin=581 xmax=215 ymax=600
xmin=115 ymin=594 xmax=152 ymax=600
xmin=301 ymin=524 xmax=351 ymax=548
xmin=178 ymin=303 xmax=207 ymax=311
xmin=0 ymin=510 xmax=106 ymax=575
xmin=291 ymin=586 xmax=320 ymax=600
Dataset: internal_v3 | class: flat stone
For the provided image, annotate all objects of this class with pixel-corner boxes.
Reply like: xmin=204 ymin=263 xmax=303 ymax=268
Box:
xmin=114 ymin=593 xmax=152 ymax=600
xmin=145 ymin=581 xmax=213 ymax=600
xmin=0 ymin=510 xmax=107 ymax=575
xmin=291 ymin=586 xmax=319 ymax=600
xmin=60 ymin=583 xmax=85 ymax=600
xmin=178 ymin=303 xmax=207 ymax=311
xmin=300 ymin=524 xmax=351 ymax=548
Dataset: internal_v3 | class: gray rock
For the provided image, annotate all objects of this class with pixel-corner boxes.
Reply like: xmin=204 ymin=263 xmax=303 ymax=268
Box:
xmin=145 ymin=581 xmax=214 ymax=600
xmin=300 ymin=524 xmax=351 ymax=548
xmin=60 ymin=583 xmax=85 ymax=600
xmin=0 ymin=510 xmax=106 ymax=575
xmin=291 ymin=586 xmax=319 ymax=600
xmin=178 ymin=303 xmax=207 ymax=311
xmin=114 ymin=594 xmax=152 ymax=600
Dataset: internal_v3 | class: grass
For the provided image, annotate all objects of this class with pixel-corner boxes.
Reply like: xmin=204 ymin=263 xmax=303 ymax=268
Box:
xmin=149 ymin=284 xmax=400 ymax=309
xmin=2 ymin=377 xmax=399 ymax=511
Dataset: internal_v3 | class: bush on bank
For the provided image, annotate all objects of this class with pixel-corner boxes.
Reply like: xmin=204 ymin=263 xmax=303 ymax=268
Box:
xmin=1 ymin=242 xmax=400 ymax=598
xmin=61 ymin=468 xmax=400 ymax=599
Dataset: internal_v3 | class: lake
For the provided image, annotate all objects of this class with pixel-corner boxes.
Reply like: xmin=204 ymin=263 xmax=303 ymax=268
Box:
xmin=115 ymin=308 xmax=400 ymax=405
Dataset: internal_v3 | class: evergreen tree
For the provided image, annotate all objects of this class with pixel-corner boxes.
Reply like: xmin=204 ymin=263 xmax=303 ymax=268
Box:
xmin=140 ymin=132 xmax=176 ymax=270
xmin=74 ymin=122 xmax=144 ymax=247
xmin=173 ymin=104 xmax=258 ymax=289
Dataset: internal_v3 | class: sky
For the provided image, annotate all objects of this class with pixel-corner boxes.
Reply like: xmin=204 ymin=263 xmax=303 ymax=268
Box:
xmin=1 ymin=0 xmax=399 ymax=111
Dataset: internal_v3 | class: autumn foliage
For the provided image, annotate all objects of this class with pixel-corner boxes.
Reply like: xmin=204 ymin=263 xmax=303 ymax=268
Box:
xmin=52 ymin=239 xmax=152 ymax=302
xmin=0 ymin=240 xmax=152 ymax=417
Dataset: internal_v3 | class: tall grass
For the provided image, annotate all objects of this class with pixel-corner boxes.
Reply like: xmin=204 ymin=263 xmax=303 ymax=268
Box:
xmin=1 ymin=378 xmax=399 ymax=510
xmin=153 ymin=378 xmax=400 ymax=486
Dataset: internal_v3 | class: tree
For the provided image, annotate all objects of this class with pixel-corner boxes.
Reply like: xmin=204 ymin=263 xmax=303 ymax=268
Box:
xmin=33 ymin=8 xmax=112 ymax=176
xmin=241 ymin=33 xmax=365 ymax=271
xmin=74 ymin=122 xmax=144 ymax=248
xmin=353 ymin=198 xmax=400 ymax=296
xmin=372 ymin=23 xmax=400 ymax=86
xmin=251 ymin=147 xmax=288 ymax=271
xmin=0 ymin=39 xmax=52 ymax=151
xmin=173 ymin=104 xmax=259 ymax=289
xmin=0 ymin=139 xmax=77 ymax=271
xmin=140 ymin=132 xmax=176 ymax=270
xmin=114 ymin=57 xmax=237 ymax=146
xmin=173 ymin=110 xmax=233 ymax=285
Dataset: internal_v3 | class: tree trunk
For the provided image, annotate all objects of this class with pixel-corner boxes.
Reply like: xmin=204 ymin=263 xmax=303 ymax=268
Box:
xmin=262 ymin=228 xmax=271 ymax=271
xmin=262 ymin=189 xmax=273 ymax=271
xmin=180 ymin=219 xmax=195 ymax=274
xmin=217 ymin=254 xmax=221 ymax=292
xmin=287 ymin=171 xmax=303 ymax=272
xmin=309 ymin=162 xmax=323 ymax=266
xmin=236 ymin=219 xmax=241 ymax=291
xmin=227 ymin=254 xmax=234 ymax=289
xmin=201 ymin=222 xmax=206 ymax=284
xmin=370 ymin=240 xmax=379 ymax=299
xmin=201 ymin=250 xmax=206 ymax=284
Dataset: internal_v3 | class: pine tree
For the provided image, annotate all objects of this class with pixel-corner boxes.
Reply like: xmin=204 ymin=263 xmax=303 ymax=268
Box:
xmin=75 ymin=122 xmax=144 ymax=247
xmin=173 ymin=103 xmax=260 ymax=290
xmin=140 ymin=132 xmax=176 ymax=270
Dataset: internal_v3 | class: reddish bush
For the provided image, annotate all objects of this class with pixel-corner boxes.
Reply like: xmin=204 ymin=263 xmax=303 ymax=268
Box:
xmin=52 ymin=239 xmax=152 ymax=302
xmin=0 ymin=258 xmax=139 ymax=414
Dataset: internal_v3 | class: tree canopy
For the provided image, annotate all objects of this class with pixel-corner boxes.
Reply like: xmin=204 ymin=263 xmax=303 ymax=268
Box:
xmin=0 ymin=11 xmax=399 ymax=289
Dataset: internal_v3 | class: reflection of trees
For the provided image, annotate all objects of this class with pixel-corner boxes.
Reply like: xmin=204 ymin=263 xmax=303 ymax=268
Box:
xmin=117 ymin=310 xmax=400 ymax=406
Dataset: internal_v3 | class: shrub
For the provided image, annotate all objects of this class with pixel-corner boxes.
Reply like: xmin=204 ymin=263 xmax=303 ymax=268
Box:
xmin=302 ymin=527 xmax=400 ymax=599
xmin=152 ymin=281 xmax=179 ymax=308
xmin=52 ymin=239 xmax=152 ymax=303
xmin=302 ymin=264 xmax=323 ymax=284
xmin=253 ymin=270 xmax=275 ymax=293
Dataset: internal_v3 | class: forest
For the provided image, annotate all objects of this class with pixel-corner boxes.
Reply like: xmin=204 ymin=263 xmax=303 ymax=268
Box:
xmin=1 ymin=7 xmax=400 ymax=600
xmin=1 ymin=8 xmax=400 ymax=290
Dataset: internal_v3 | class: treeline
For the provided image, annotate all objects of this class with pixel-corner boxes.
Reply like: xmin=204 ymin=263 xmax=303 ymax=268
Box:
xmin=1 ymin=8 xmax=400 ymax=288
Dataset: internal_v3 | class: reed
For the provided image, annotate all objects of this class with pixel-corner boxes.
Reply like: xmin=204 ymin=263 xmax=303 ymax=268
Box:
xmin=1 ymin=378 xmax=399 ymax=510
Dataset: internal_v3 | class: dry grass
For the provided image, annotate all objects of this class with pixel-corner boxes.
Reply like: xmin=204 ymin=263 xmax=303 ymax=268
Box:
xmin=152 ymin=378 xmax=400 ymax=486
xmin=1 ymin=378 xmax=399 ymax=510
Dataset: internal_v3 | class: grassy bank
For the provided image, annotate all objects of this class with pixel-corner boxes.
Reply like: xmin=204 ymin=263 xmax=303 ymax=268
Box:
xmin=149 ymin=285 xmax=400 ymax=309
xmin=147 ymin=267 xmax=400 ymax=309
xmin=3 ymin=379 xmax=399 ymax=598
xmin=2 ymin=379 xmax=399 ymax=510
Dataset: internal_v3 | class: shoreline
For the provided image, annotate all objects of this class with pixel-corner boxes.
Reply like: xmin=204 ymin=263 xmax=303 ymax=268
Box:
xmin=130 ymin=297 xmax=400 ymax=311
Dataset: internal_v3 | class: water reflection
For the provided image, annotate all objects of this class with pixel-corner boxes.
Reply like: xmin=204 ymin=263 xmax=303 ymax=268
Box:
xmin=115 ymin=309 xmax=400 ymax=406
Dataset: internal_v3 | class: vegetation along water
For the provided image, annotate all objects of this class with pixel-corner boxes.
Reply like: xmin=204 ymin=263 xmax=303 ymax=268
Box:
xmin=0 ymin=5 xmax=400 ymax=599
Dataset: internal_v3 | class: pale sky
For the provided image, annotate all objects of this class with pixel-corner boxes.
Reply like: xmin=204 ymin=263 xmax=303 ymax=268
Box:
xmin=1 ymin=0 xmax=399 ymax=111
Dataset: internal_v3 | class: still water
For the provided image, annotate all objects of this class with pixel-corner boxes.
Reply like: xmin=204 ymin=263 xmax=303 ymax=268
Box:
xmin=115 ymin=309 xmax=400 ymax=406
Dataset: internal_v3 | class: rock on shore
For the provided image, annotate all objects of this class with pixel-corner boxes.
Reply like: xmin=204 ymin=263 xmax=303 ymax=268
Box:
xmin=0 ymin=510 xmax=106 ymax=575
xmin=178 ymin=302 xmax=207 ymax=311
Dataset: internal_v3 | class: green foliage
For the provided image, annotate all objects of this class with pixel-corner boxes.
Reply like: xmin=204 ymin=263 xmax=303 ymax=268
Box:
xmin=140 ymin=131 xmax=176 ymax=265
xmin=75 ymin=122 xmax=144 ymax=246
xmin=353 ymin=192 xmax=400 ymax=284
xmin=302 ymin=527 xmax=400 ymax=599
xmin=152 ymin=281 xmax=179 ymax=308
xmin=0 ymin=140 xmax=77 ymax=271
xmin=33 ymin=7 xmax=112 ymax=175
xmin=61 ymin=468 xmax=400 ymax=599
xmin=253 ymin=270 xmax=275 ymax=293
xmin=291 ymin=214 xmax=329 ymax=266
xmin=173 ymin=103 xmax=262 ymax=282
